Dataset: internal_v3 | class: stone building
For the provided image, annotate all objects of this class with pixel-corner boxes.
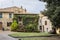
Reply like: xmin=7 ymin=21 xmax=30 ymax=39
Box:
xmin=38 ymin=13 xmax=52 ymax=32
xmin=0 ymin=6 xmax=52 ymax=32
xmin=0 ymin=6 xmax=38 ymax=31
xmin=0 ymin=6 xmax=27 ymax=30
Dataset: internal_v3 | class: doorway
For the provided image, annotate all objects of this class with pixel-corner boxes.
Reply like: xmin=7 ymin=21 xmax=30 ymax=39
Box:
xmin=0 ymin=22 xmax=2 ymax=30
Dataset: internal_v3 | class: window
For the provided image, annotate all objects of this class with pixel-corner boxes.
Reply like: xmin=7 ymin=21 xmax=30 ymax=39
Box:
xmin=43 ymin=25 xmax=44 ymax=32
xmin=45 ymin=21 xmax=47 ymax=25
xmin=0 ymin=13 xmax=2 ymax=18
xmin=9 ymin=13 xmax=12 ymax=18
xmin=40 ymin=26 xmax=42 ymax=30
xmin=7 ymin=22 xmax=12 ymax=27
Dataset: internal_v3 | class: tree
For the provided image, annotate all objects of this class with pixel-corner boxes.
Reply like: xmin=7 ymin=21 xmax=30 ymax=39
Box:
xmin=39 ymin=0 xmax=60 ymax=28
xmin=11 ymin=20 xmax=18 ymax=31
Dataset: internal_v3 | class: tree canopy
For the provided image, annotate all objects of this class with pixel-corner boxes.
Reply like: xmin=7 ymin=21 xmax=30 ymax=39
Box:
xmin=39 ymin=0 xmax=60 ymax=28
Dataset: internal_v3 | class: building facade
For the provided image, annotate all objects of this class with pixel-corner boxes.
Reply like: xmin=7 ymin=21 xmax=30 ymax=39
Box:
xmin=0 ymin=6 xmax=39 ymax=31
xmin=38 ymin=13 xmax=52 ymax=32
xmin=0 ymin=6 xmax=52 ymax=32
xmin=0 ymin=6 xmax=27 ymax=30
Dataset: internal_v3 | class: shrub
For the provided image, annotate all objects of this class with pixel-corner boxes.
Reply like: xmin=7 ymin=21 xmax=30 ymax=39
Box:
xmin=11 ymin=20 xmax=18 ymax=31
xmin=24 ymin=24 xmax=38 ymax=32
xmin=23 ymin=16 xmax=38 ymax=32
xmin=16 ymin=24 xmax=25 ymax=32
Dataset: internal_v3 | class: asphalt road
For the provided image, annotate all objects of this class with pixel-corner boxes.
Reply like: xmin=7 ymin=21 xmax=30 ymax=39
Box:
xmin=0 ymin=31 xmax=18 ymax=40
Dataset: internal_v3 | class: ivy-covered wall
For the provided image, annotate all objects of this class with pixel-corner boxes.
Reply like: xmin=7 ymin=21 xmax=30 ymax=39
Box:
xmin=14 ymin=14 xmax=39 ymax=32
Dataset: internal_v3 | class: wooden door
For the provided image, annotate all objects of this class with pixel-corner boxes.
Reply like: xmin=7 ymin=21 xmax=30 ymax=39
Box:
xmin=0 ymin=22 xmax=2 ymax=30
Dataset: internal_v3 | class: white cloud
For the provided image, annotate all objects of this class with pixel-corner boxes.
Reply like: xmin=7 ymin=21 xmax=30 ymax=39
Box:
xmin=0 ymin=0 xmax=46 ymax=13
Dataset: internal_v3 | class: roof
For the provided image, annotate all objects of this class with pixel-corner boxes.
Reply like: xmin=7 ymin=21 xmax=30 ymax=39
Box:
xmin=14 ymin=11 xmax=39 ymax=15
xmin=0 ymin=6 xmax=27 ymax=14
xmin=0 ymin=6 xmax=39 ymax=14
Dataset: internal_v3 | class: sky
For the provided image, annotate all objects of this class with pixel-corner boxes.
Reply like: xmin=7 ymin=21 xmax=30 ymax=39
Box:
xmin=0 ymin=0 xmax=46 ymax=13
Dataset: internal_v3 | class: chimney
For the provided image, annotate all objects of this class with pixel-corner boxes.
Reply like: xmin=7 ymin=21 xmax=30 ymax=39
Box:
xmin=25 ymin=8 xmax=27 ymax=12
xmin=21 ymin=6 xmax=23 ymax=9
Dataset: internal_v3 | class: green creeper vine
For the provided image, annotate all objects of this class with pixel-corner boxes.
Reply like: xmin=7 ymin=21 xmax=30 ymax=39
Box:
xmin=14 ymin=14 xmax=39 ymax=32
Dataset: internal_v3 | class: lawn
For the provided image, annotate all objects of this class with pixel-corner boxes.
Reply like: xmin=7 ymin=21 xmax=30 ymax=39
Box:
xmin=19 ymin=37 xmax=48 ymax=40
xmin=19 ymin=37 xmax=59 ymax=40
xmin=9 ymin=32 xmax=52 ymax=38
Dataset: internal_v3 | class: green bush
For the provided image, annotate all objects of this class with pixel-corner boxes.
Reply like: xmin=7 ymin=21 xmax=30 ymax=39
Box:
xmin=22 ymin=16 xmax=38 ymax=32
xmin=24 ymin=24 xmax=38 ymax=32
xmin=16 ymin=24 xmax=25 ymax=32
xmin=11 ymin=20 xmax=18 ymax=31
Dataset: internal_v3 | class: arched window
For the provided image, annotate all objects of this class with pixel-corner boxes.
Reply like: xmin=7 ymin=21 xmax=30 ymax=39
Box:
xmin=40 ymin=26 xmax=42 ymax=30
xmin=45 ymin=21 xmax=47 ymax=25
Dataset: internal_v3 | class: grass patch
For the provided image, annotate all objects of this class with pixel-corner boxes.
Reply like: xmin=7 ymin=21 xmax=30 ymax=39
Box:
xmin=19 ymin=37 xmax=48 ymax=40
xmin=9 ymin=32 xmax=52 ymax=38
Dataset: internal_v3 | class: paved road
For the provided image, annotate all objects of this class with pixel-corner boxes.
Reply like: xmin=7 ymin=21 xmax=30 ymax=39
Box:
xmin=0 ymin=31 xmax=18 ymax=40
